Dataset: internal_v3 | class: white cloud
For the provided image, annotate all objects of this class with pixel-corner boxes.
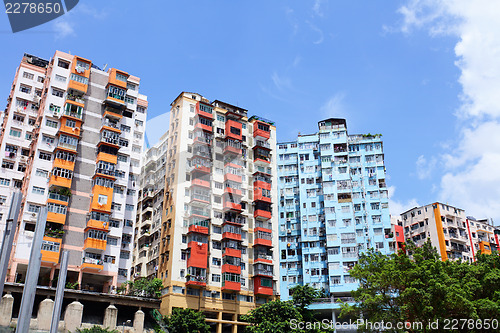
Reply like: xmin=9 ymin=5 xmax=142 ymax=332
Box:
xmin=146 ymin=112 xmax=170 ymax=147
xmin=397 ymin=0 xmax=500 ymax=221
xmin=271 ymin=72 xmax=293 ymax=91
xmin=312 ymin=0 xmax=326 ymax=18
xmin=306 ymin=21 xmax=324 ymax=44
xmin=388 ymin=186 xmax=419 ymax=217
xmin=54 ymin=20 xmax=75 ymax=39
xmin=415 ymin=154 xmax=436 ymax=180
xmin=320 ymin=92 xmax=347 ymax=119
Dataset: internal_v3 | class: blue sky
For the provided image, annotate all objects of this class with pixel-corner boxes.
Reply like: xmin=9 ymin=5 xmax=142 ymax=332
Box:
xmin=1 ymin=0 xmax=499 ymax=222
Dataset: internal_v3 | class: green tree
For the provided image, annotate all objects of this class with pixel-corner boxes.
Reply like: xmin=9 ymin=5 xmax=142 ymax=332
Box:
xmin=340 ymin=241 xmax=500 ymax=332
xmin=76 ymin=326 xmax=118 ymax=333
xmin=127 ymin=277 xmax=163 ymax=298
xmin=241 ymin=299 xmax=303 ymax=333
xmin=160 ymin=308 xmax=210 ymax=333
xmin=290 ymin=284 xmax=321 ymax=321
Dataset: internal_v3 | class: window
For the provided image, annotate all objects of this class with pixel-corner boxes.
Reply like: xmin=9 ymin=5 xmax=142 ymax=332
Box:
xmin=19 ymin=85 xmax=31 ymax=94
xmin=217 ymin=114 xmax=225 ymax=122
xmin=32 ymin=186 xmax=45 ymax=195
xmin=46 ymin=119 xmax=58 ymax=128
xmin=116 ymin=73 xmax=128 ymax=82
xmin=125 ymin=204 xmax=134 ymax=211
xmin=57 ymin=59 xmax=70 ymax=69
xmin=37 ymin=76 xmax=44 ymax=83
xmin=9 ymin=129 xmax=21 ymax=138
xmin=42 ymin=240 xmax=60 ymax=252
xmin=212 ymin=258 xmax=221 ymax=266
xmin=23 ymin=71 xmax=34 ymax=79
xmin=38 ymin=152 xmax=52 ymax=161
xmin=117 ymin=154 xmax=128 ymax=162
xmin=42 ymin=135 xmax=55 ymax=145
xmin=1 ymin=161 xmax=14 ymax=169
xmin=55 ymin=74 xmax=66 ymax=82
xmin=52 ymin=167 xmax=73 ymax=179
xmin=107 ymin=237 xmax=118 ymax=246
xmin=52 ymin=88 xmax=64 ymax=98
xmin=109 ymin=220 xmax=120 ymax=228
xmin=0 ymin=178 xmax=11 ymax=186
xmin=120 ymin=251 xmax=130 ymax=259
xmin=125 ymin=96 xmax=135 ymax=104
xmin=70 ymin=73 xmax=88 ymax=85
xmin=111 ymin=202 xmax=121 ymax=211
xmin=47 ymin=202 xmax=67 ymax=215
xmin=135 ymin=119 xmax=143 ymax=127
xmin=127 ymin=82 xmax=136 ymax=90
xmin=212 ymin=274 xmax=221 ymax=282
xmin=120 ymin=124 xmax=131 ymax=132
xmin=65 ymin=119 xmax=76 ymax=128
xmin=98 ymin=194 xmax=108 ymax=205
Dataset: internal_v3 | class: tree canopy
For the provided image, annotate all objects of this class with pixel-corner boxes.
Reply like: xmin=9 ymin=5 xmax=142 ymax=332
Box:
xmin=341 ymin=241 xmax=500 ymax=332
xmin=158 ymin=308 xmax=210 ymax=333
xmin=126 ymin=277 xmax=163 ymax=298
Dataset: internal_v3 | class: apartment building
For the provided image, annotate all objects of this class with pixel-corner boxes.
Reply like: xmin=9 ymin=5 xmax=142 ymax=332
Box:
xmin=401 ymin=203 xmax=499 ymax=261
xmin=133 ymin=131 xmax=168 ymax=279
xmin=157 ymin=92 xmax=278 ymax=331
xmin=0 ymin=51 xmax=147 ymax=291
xmin=277 ymin=118 xmax=393 ymax=307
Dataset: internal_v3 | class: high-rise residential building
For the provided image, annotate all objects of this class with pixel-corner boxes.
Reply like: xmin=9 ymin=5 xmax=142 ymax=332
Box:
xmin=277 ymin=118 xmax=393 ymax=313
xmin=0 ymin=51 xmax=147 ymax=291
xmin=401 ymin=203 xmax=499 ymax=261
xmin=157 ymin=92 xmax=278 ymax=331
xmin=133 ymin=131 xmax=169 ymax=279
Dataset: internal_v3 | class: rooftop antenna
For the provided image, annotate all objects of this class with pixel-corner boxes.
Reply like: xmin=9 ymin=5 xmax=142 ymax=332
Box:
xmin=68 ymin=50 xmax=71 ymax=55
xmin=103 ymin=64 xmax=108 ymax=71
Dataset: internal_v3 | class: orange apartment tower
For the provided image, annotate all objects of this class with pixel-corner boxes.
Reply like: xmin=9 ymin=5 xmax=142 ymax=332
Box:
xmin=154 ymin=92 xmax=279 ymax=332
xmin=0 ymin=51 xmax=147 ymax=291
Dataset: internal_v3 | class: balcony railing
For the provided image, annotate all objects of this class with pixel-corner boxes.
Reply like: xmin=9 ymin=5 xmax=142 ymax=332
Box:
xmin=82 ymin=257 xmax=102 ymax=265
xmin=66 ymin=95 xmax=85 ymax=104
xmin=58 ymin=141 xmax=78 ymax=150
xmin=48 ymin=192 xmax=70 ymax=202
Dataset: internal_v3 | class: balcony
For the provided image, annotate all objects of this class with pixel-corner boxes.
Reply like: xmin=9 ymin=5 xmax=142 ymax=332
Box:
xmin=254 ymin=253 xmax=273 ymax=264
xmin=223 ymin=248 xmax=241 ymax=258
xmin=48 ymin=192 xmax=70 ymax=204
xmin=224 ymin=186 xmax=242 ymax=197
xmin=185 ymin=275 xmax=207 ymax=287
xmin=41 ymin=237 xmax=62 ymax=264
xmin=254 ymin=140 xmax=271 ymax=149
xmin=224 ymin=201 xmax=242 ymax=212
xmin=66 ymin=94 xmax=85 ymax=105
xmin=57 ymin=141 xmax=78 ymax=152
xmin=188 ymin=224 xmax=209 ymax=235
xmin=252 ymin=120 xmax=271 ymax=140
xmin=195 ymin=122 xmax=212 ymax=132
xmin=84 ymin=237 xmax=107 ymax=251
xmin=254 ymin=232 xmax=272 ymax=247
xmin=222 ymin=280 xmax=241 ymax=292
xmin=253 ymin=267 xmax=273 ymax=277
xmin=254 ymin=277 xmax=273 ymax=296
xmin=222 ymin=231 xmax=242 ymax=241
xmin=254 ymin=209 xmax=272 ymax=220
xmin=222 ymin=264 xmax=241 ymax=275
xmin=224 ymin=173 xmax=242 ymax=183
xmin=189 ymin=164 xmax=211 ymax=174
xmin=190 ymin=179 xmax=210 ymax=189
xmin=81 ymin=257 xmax=103 ymax=271
xmin=224 ymin=145 xmax=242 ymax=155
xmin=196 ymin=102 xmax=214 ymax=119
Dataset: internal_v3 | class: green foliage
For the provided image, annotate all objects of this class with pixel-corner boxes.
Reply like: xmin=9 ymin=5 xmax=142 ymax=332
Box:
xmin=127 ymin=277 xmax=163 ymax=298
xmin=242 ymin=285 xmax=329 ymax=333
xmin=65 ymin=281 xmax=79 ymax=289
xmin=157 ymin=308 xmax=210 ymax=333
xmin=75 ymin=325 xmax=118 ymax=333
xmin=290 ymin=284 xmax=321 ymax=321
xmin=242 ymin=300 xmax=303 ymax=333
xmin=340 ymin=241 xmax=500 ymax=332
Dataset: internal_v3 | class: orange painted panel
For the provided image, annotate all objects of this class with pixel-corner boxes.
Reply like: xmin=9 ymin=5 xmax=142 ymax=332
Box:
xmin=224 ymin=173 xmax=242 ymax=183
xmin=225 ymin=120 xmax=242 ymax=141
xmin=81 ymin=262 xmax=103 ymax=271
xmin=68 ymin=80 xmax=88 ymax=94
xmin=222 ymin=281 xmax=241 ymax=292
xmin=253 ymin=189 xmax=272 ymax=203
xmin=222 ymin=232 xmax=242 ymax=241
xmin=41 ymin=236 xmax=62 ymax=264
xmin=222 ymin=264 xmax=241 ymax=274
xmin=254 ymin=277 xmax=273 ymax=295
xmin=187 ymin=241 xmax=208 ymax=268
xmin=188 ymin=225 xmax=209 ymax=235
xmin=254 ymin=180 xmax=271 ymax=191
xmin=108 ymin=68 xmax=128 ymax=89
xmin=84 ymin=238 xmax=107 ymax=251
xmin=96 ymin=152 xmax=118 ymax=165
xmin=53 ymin=158 xmax=75 ymax=172
xmin=253 ymin=121 xmax=271 ymax=140
xmin=432 ymin=204 xmax=448 ymax=261
xmin=195 ymin=123 xmax=212 ymax=132
xmin=223 ymin=145 xmax=242 ymax=155
xmin=47 ymin=211 xmax=66 ymax=224
xmin=86 ymin=218 xmax=110 ymax=231
xmin=223 ymin=202 xmax=242 ymax=211
xmin=47 ymin=197 xmax=69 ymax=207
xmin=49 ymin=175 xmax=72 ymax=188
xmin=223 ymin=248 xmax=241 ymax=258
xmin=90 ymin=185 xmax=113 ymax=212
xmin=224 ymin=187 xmax=242 ymax=196
xmin=254 ymin=209 xmax=272 ymax=220
xmin=191 ymin=179 xmax=210 ymax=187
xmin=58 ymin=123 xmax=81 ymax=137
xmin=71 ymin=56 xmax=92 ymax=78
xmin=254 ymin=237 xmax=272 ymax=247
